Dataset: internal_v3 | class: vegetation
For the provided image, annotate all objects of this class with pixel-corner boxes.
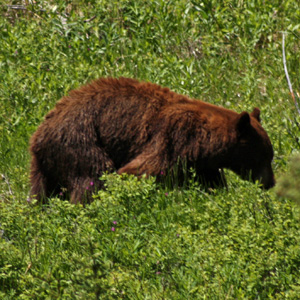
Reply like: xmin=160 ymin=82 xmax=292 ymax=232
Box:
xmin=1 ymin=0 xmax=300 ymax=298
xmin=277 ymin=155 xmax=300 ymax=205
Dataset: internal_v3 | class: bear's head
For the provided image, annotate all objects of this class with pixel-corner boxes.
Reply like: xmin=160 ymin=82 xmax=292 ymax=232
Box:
xmin=229 ymin=108 xmax=275 ymax=189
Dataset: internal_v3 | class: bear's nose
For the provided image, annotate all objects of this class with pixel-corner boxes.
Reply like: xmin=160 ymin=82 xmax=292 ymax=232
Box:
xmin=260 ymin=167 xmax=275 ymax=189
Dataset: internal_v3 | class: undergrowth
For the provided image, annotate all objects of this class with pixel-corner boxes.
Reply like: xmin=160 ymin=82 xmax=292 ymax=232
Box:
xmin=1 ymin=0 xmax=300 ymax=298
xmin=1 ymin=174 xmax=300 ymax=299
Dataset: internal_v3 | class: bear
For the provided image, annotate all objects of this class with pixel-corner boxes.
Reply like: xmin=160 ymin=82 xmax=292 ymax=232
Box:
xmin=29 ymin=77 xmax=275 ymax=204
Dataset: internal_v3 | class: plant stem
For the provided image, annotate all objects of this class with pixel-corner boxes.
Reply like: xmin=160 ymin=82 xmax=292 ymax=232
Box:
xmin=282 ymin=32 xmax=300 ymax=115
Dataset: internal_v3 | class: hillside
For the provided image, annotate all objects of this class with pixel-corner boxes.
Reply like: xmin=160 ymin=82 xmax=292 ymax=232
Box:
xmin=1 ymin=1 xmax=300 ymax=298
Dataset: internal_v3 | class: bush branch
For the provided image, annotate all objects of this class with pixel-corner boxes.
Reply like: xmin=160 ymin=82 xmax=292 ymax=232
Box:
xmin=282 ymin=32 xmax=300 ymax=115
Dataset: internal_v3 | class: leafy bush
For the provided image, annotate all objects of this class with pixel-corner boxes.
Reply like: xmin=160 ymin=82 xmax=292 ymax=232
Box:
xmin=1 ymin=0 xmax=300 ymax=298
xmin=277 ymin=154 xmax=300 ymax=205
xmin=1 ymin=174 xmax=300 ymax=298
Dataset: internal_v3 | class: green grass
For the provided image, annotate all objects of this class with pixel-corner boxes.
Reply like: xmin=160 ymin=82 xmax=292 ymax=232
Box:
xmin=1 ymin=0 xmax=300 ymax=298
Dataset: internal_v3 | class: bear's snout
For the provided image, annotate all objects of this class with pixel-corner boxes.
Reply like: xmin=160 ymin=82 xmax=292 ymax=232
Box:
xmin=257 ymin=165 xmax=275 ymax=189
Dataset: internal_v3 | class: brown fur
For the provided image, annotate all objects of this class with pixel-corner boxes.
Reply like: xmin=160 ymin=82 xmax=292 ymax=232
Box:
xmin=30 ymin=77 xmax=275 ymax=204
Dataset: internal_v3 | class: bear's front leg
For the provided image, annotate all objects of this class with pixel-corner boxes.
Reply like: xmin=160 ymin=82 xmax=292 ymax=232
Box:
xmin=197 ymin=168 xmax=228 ymax=189
xmin=117 ymin=151 xmax=164 ymax=177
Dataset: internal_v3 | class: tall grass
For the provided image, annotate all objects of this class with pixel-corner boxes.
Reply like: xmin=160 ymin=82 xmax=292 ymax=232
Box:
xmin=1 ymin=0 xmax=300 ymax=298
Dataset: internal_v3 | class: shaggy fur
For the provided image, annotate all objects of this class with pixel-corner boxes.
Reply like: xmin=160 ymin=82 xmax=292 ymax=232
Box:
xmin=30 ymin=77 xmax=275 ymax=204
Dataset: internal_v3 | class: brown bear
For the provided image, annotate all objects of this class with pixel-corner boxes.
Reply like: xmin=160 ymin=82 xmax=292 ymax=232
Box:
xmin=29 ymin=77 xmax=275 ymax=204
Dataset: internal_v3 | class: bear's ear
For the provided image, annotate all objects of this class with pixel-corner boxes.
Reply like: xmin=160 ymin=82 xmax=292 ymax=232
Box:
xmin=235 ymin=111 xmax=251 ymax=135
xmin=250 ymin=107 xmax=261 ymax=122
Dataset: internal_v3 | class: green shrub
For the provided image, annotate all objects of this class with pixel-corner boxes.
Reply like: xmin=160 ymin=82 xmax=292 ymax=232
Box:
xmin=277 ymin=154 xmax=300 ymax=205
xmin=1 ymin=0 xmax=300 ymax=298
xmin=1 ymin=174 xmax=300 ymax=298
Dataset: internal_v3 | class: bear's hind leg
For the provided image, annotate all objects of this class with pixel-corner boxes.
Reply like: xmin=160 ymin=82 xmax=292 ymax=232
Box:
xmin=68 ymin=147 xmax=116 ymax=204
xmin=69 ymin=177 xmax=102 ymax=205
xmin=30 ymin=169 xmax=62 ymax=203
xmin=30 ymin=168 xmax=48 ymax=203
xmin=30 ymin=155 xmax=62 ymax=203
